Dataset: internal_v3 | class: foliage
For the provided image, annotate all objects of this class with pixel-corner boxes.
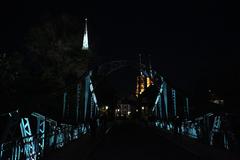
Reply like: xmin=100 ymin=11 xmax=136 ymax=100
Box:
xmin=24 ymin=15 xmax=93 ymax=89
xmin=0 ymin=14 xmax=94 ymax=115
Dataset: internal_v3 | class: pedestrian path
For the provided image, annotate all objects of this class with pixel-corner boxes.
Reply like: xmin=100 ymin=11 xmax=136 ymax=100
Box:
xmin=42 ymin=121 xmax=240 ymax=160
xmin=156 ymin=128 xmax=240 ymax=160
xmin=43 ymin=133 xmax=103 ymax=160
xmin=87 ymin=121 xmax=200 ymax=160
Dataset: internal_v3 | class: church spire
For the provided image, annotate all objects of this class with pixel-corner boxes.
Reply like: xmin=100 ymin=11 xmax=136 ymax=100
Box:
xmin=139 ymin=53 xmax=143 ymax=75
xmin=148 ymin=54 xmax=153 ymax=78
xmin=82 ymin=18 xmax=89 ymax=50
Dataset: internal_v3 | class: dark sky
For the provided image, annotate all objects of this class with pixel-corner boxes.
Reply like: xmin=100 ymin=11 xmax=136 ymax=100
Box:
xmin=0 ymin=0 xmax=239 ymax=98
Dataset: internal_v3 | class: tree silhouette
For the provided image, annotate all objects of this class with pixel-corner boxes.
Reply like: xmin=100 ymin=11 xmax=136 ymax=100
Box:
xmin=0 ymin=15 xmax=95 ymax=117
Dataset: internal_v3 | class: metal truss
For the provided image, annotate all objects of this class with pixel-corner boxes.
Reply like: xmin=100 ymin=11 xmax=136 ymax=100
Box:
xmin=163 ymin=82 xmax=168 ymax=119
xmin=62 ymin=91 xmax=67 ymax=120
xmin=76 ymin=84 xmax=80 ymax=122
xmin=89 ymin=77 xmax=99 ymax=111
xmin=84 ymin=74 xmax=90 ymax=121
xmin=20 ymin=118 xmax=36 ymax=160
xmin=46 ymin=118 xmax=57 ymax=148
xmin=184 ymin=97 xmax=189 ymax=119
xmin=209 ymin=115 xmax=221 ymax=146
xmin=171 ymin=89 xmax=177 ymax=117
xmin=31 ymin=112 xmax=45 ymax=157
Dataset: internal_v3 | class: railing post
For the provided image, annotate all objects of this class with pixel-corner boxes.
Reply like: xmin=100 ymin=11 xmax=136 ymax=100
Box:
xmin=62 ymin=91 xmax=67 ymax=120
xmin=184 ymin=97 xmax=189 ymax=119
xmin=76 ymin=84 xmax=80 ymax=123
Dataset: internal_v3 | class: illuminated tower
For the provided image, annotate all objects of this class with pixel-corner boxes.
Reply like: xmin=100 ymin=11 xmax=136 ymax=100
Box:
xmin=148 ymin=54 xmax=153 ymax=79
xmin=136 ymin=54 xmax=145 ymax=97
xmin=146 ymin=54 xmax=153 ymax=87
xmin=82 ymin=18 xmax=89 ymax=50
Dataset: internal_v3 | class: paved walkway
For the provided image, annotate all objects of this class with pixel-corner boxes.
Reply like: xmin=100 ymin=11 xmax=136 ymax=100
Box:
xmin=87 ymin=121 xmax=200 ymax=160
xmin=44 ymin=134 xmax=102 ymax=160
xmin=44 ymin=121 xmax=240 ymax=160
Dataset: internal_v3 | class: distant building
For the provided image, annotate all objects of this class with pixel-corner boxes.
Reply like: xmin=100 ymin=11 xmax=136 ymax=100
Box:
xmin=208 ymin=90 xmax=224 ymax=105
xmin=115 ymin=104 xmax=131 ymax=117
xmin=135 ymin=54 xmax=153 ymax=97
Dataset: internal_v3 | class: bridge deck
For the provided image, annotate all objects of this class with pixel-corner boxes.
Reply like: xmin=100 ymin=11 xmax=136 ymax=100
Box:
xmin=44 ymin=121 xmax=239 ymax=160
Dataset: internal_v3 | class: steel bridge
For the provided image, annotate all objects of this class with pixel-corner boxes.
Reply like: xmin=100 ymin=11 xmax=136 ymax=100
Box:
xmin=0 ymin=58 xmax=238 ymax=160
xmin=1 ymin=19 xmax=239 ymax=160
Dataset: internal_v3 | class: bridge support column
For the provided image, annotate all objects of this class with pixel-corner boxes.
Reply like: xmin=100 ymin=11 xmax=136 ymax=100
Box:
xmin=89 ymin=76 xmax=99 ymax=118
xmin=172 ymin=89 xmax=177 ymax=117
xmin=62 ymin=91 xmax=67 ymax=120
xmin=90 ymin=96 xmax=94 ymax=119
xmin=184 ymin=97 xmax=189 ymax=119
xmin=76 ymin=84 xmax=80 ymax=122
xmin=158 ymin=94 xmax=162 ymax=119
xmin=163 ymin=82 xmax=168 ymax=119
xmin=84 ymin=74 xmax=90 ymax=121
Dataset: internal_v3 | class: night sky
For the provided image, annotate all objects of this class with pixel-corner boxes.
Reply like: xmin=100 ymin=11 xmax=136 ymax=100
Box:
xmin=0 ymin=0 xmax=239 ymax=100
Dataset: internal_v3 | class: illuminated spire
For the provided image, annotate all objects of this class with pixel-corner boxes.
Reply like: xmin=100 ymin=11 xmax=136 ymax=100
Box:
xmin=148 ymin=54 xmax=153 ymax=78
xmin=82 ymin=18 xmax=89 ymax=50
xmin=139 ymin=54 xmax=142 ymax=75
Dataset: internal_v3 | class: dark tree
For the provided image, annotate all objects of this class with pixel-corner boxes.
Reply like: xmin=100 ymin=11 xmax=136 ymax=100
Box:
xmin=17 ymin=14 xmax=94 ymax=116
xmin=0 ymin=51 xmax=26 ymax=112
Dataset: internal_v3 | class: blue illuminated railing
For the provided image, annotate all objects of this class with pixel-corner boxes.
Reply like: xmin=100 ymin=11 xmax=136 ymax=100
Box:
xmin=154 ymin=113 xmax=239 ymax=151
xmin=155 ymin=120 xmax=203 ymax=139
xmin=0 ymin=122 xmax=90 ymax=160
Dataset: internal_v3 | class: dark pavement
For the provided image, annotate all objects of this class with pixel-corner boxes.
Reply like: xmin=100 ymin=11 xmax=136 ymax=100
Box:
xmin=86 ymin=121 xmax=200 ymax=160
xmin=46 ymin=120 xmax=239 ymax=160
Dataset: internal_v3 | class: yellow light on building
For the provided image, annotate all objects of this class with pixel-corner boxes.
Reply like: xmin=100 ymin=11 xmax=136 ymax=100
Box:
xmin=146 ymin=77 xmax=151 ymax=88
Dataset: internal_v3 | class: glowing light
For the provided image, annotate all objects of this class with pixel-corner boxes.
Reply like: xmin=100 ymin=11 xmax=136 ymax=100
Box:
xmin=127 ymin=111 xmax=131 ymax=115
xmin=146 ymin=77 xmax=151 ymax=87
xmin=136 ymin=75 xmax=145 ymax=97
xmin=105 ymin=106 xmax=109 ymax=110
xmin=141 ymin=106 xmax=144 ymax=110
xmin=136 ymin=109 xmax=139 ymax=112
xmin=82 ymin=18 xmax=89 ymax=50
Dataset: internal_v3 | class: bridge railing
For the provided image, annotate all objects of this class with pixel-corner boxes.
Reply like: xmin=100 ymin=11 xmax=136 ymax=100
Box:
xmin=154 ymin=113 xmax=240 ymax=151
xmin=0 ymin=122 xmax=90 ymax=160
